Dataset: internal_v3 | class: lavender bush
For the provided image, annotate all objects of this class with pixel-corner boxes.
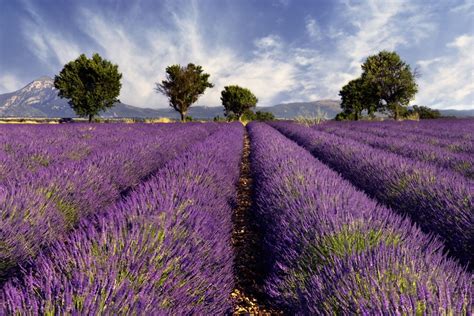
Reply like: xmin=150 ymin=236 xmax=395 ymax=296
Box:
xmin=313 ymin=124 xmax=473 ymax=178
xmin=0 ymin=123 xmax=219 ymax=185
xmin=329 ymin=119 xmax=473 ymax=141
xmin=0 ymin=123 xmax=218 ymax=279
xmin=1 ymin=122 xmax=243 ymax=314
xmin=271 ymin=121 xmax=473 ymax=268
xmin=248 ymin=122 xmax=472 ymax=314
xmin=315 ymin=120 xmax=474 ymax=155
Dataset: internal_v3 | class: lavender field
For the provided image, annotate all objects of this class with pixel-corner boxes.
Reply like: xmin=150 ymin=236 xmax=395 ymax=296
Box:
xmin=0 ymin=120 xmax=472 ymax=314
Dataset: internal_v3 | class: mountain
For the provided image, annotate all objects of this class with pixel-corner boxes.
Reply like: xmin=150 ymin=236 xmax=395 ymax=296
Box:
xmin=264 ymin=100 xmax=341 ymax=119
xmin=0 ymin=77 xmax=163 ymax=118
xmin=438 ymin=109 xmax=474 ymax=117
xmin=0 ymin=77 xmax=343 ymax=119
xmin=0 ymin=76 xmax=73 ymax=117
xmin=0 ymin=77 xmax=472 ymax=119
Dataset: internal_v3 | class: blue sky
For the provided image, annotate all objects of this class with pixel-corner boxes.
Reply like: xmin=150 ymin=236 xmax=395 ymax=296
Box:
xmin=0 ymin=0 xmax=473 ymax=110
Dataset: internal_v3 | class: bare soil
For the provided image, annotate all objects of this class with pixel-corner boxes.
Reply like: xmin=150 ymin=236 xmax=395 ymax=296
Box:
xmin=231 ymin=130 xmax=282 ymax=315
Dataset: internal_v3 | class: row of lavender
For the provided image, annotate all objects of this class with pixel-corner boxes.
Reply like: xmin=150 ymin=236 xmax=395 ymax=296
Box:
xmin=335 ymin=119 xmax=473 ymax=142
xmin=1 ymin=123 xmax=244 ymax=314
xmin=312 ymin=123 xmax=473 ymax=179
xmin=249 ymin=122 xmax=471 ymax=314
xmin=0 ymin=124 xmax=205 ymax=185
xmin=271 ymin=121 xmax=473 ymax=269
xmin=317 ymin=120 xmax=474 ymax=155
xmin=0 ymin=123 xmax=218 ymax=279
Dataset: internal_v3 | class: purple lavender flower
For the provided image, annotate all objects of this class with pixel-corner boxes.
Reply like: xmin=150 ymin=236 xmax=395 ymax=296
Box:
xmin=248 ymin=122 xmax=472 ymax=314
xmin=271 ymin=121 xmax=473 ymax=268
xmin=1 ymin=122 xmax=243 ymax=314
xmin=0 ymin=123 xmax=217 ymax=278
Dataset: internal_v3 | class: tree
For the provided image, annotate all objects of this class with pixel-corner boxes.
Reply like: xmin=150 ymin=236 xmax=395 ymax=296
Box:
xmin=224 ymin=109 xmax=275 ymax=122
xmin=221 ymin=85 xmax=258 ymax=120
xmin=156 ymin=63 xmax=213 ymax=121
xmin=412 ymin=105 xmax=441 ymax=119
xmin=255 ymin=111 xmax=275 ymax=121
xmin=240 ymin=109 xmax=256 ymax=122
xmin=54 ymin=53 xmax=122 ymax=122
xmin=335 ymin=111 xmax=355 ymax=121
xmin=339 ymin=78 xmax=366 ymax=121
xmin=338 ymin=77 xmax=379 ymax=120
xmin=361 ymin=51 xmax=418 ymax=120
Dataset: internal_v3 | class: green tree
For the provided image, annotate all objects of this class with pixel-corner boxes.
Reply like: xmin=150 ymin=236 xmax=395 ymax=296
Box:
xmin=255 ymin=111 xmax=275 ymax=121
xmin=221 ymin=85 xmax=258 ymax=120
xmin=240 ymin=109 xmax=256 ymax=121
xmin=54 ymin=53 xmax=122 ymax=122
xmin=339 ymin=78 xmax=366 ymax=121
xmin=156 ymin=63 xmax=213 ymax=121
xmin=338 ymin=77 xmax=379 ymax=120
xmin=412 ymin=105 xmax=441 ymax=119
xmin=361 ymin=51 xmax=418 ymax=120
xmin=335 ymin=111 xmax=355 ymax=121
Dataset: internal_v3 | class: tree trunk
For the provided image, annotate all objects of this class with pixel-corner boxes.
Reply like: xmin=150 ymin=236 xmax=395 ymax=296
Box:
xmin=88 ymin=114 xmax=93 ymax=123
xmin=180 ymin=111 xmax=187 ymax=122
xmin=394 ymin=106 xmax=399 ymax=120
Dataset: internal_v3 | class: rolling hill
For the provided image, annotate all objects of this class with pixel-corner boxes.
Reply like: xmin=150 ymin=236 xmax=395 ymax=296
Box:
xmin=0 ymin=77 xmax=342 ymax=119
xmin=1 ymin=77 xmax=471 ymax=119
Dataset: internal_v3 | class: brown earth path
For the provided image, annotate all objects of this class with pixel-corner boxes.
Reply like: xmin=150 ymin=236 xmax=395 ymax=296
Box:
xmin=231 ymin=129 xmax=283 ymax=315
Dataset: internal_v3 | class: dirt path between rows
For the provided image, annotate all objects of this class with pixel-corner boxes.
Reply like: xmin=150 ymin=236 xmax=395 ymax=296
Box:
xmin=231 ymin=129 xmax=282 ymax=315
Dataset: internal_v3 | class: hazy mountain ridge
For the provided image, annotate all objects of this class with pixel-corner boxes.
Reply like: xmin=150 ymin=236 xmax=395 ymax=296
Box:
xmin=0 ymin=77 xmax=472 ymax=119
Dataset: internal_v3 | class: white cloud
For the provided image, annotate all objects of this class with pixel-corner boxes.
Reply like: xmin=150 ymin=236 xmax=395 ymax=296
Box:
xmin=254 ymin=35 xmax=283 ymax=51
xmin=414 ymin=34 xmax=474 ymax=110
xmin=305 ymin=17 xmax=321 ymax=40
xmin=209 ymin=0 xmax=437 ymax=106
xmin=13 ymin=0 xmax=467 ymax=111
xmin=24 ymin=25 xmax=81 ymax=68
xmin=278 ymin=0 xmax=420 ymax=103
xmin=78 ymin=9 xmax=297 ymax=107
xmin=450 ymin=0 xmax=474 ymax=14
xmin=448 ymin=34 xmax=474 ymax=49
xmin=340 ymin=1 xmax=411 ymax=72
xmin=21 ymin=0 xmax=81 ymax=69
xmin=0 ymin=74 xmax=23 ymax=93
xmin=326 ymin=25 xmax=345 ymax=40
xmin=281 ymin=0 xmax=437 ymax=103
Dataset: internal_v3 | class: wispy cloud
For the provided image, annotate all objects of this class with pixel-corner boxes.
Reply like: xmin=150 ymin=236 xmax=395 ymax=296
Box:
xmin=78 ymin=7 xmax=298 ymax=107
xmin=7 ymin=0 xmax=470 ymax=110
xmin=254 ymin=35 xmax=283 ymax=51
xmin=450 ymin=0 xmax=474 ymax=14
xmin=281 ymin=0 xmax=435 ymax=103
xmin=0 ymin=74 xmax=23 ymax=93
xmin=338 ymin=0 xmax=433 ymax=73
xmin=76 ymin=0 xmax=444 ymax=108
xmin=414 ymin=34 xmax=474 ymax=110
xmin=305 ymin=16 xmax=321 ymax=41
xmin=21 ymin=0 xmax=81 ymax=69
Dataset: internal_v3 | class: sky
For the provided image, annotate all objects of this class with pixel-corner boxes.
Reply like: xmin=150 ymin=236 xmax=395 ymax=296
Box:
xmin=0 ymin=0 xmax=473 ymax=110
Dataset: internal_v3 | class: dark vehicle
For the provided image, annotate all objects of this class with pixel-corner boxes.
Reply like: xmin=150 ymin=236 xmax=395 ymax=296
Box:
xmin=58 ymin=118 xmax=74 ymax=123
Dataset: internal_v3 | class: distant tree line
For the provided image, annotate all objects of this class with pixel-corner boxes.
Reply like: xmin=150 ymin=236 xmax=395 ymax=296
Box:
xmin=54 ymin=54 xmax=273 ymax=122
xmin=406 ymin=105 xmax=441 ymax=119
xmin=54 ymin=51 xmax=438 ymax=122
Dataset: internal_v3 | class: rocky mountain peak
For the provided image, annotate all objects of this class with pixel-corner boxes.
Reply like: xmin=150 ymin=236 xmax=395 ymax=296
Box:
xmin=22 ymin=76 xmax=55 ymax=93
xmin=1 ymin=76 xmax=470 ymax=119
